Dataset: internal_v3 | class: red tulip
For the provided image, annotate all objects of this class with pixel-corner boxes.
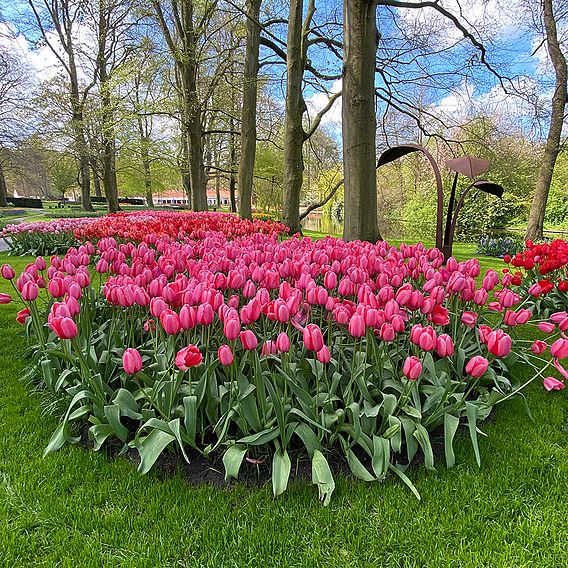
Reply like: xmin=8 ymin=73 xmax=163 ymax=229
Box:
xmin=175 ymin=345 xmax=203 ymax=370
xmin=123 ymin=348 xmax=143 ymax=375
xmin=16 ymin=307 xmax=31 ymax=324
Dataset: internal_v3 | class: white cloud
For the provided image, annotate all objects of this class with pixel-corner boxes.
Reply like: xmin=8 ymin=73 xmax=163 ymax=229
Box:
xmin=306 ymin=79 xmax=342 ymax=129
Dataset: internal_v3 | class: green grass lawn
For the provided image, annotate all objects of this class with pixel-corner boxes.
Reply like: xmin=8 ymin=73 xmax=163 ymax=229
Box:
xmin=0 ymin=251 xmax=567 ymax=567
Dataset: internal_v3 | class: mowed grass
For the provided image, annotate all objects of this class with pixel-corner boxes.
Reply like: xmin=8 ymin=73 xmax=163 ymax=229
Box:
xmin=0 ymin=251 xmax=567 ymax=568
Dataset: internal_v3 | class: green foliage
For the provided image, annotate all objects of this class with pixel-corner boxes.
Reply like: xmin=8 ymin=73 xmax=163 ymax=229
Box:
xmin=254 ymin=142 xmax=284 ymax=212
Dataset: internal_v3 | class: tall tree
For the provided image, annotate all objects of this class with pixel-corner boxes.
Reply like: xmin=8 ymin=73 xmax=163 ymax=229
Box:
xmin=281 ymin=0 xmax=341 ymax=234
xmin=152 ymin=0 xmax=214 ymax=211
xmin=525 ymin=0 xmax=567 ymax=241
xmin=237 ymin=0 xmax=262 ymax=220
xmin=27 ymin=0 xmax=94 ymax=211
xmin=342 ymin=0 xmax=381 ymax=242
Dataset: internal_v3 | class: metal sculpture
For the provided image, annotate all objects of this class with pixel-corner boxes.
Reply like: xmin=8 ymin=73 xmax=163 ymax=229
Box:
xmin=377 ymin=144 xmax=504 ymax=259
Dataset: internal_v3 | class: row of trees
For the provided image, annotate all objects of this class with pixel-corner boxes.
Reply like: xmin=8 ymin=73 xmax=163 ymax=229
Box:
xmin=1 ymin=0 xmax=566 ymax=241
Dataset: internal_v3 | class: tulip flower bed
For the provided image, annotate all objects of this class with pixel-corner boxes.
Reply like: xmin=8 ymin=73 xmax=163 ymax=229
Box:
xmin=3 ymin=229 xmax=559 ymax=504
xmin=506 ymin=239 xmax=568 ymax=314
xmin=1 ymin=210 xmax=288 ymax=256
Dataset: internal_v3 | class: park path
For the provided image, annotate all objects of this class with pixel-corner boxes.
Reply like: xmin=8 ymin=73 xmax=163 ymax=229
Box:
xmin=0 ymin=210 xmax=45 ymax=253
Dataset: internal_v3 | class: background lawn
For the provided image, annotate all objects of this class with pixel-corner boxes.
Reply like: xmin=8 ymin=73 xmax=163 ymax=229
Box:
xmin=0 ymin=250 xmax=567 ymax=567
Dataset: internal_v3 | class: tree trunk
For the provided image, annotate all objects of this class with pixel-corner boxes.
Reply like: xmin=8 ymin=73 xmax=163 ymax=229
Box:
xmin=70 ymin=96 xmax=93 ymax=211
xmin=342 ymin=0 xmax=381 ymax=242
xmin=238 ymin=0 xmax=262 ymax=220
xmin=525 ymin=0 xmax=567 ymax=242
xmin=90 ymin=159 xmax=102 ymax=197
xmin=137 ymin=116 xmax=154 ymax=208
xmin=179 ymin=119 xmax=192 ymax=207
xmin=282 ymin=0 xmax=308 ymax=234
xmin=0 ymin=161 xmax=8 ymax=207
xmin=229 ymin=115 xmax=238 ymax=212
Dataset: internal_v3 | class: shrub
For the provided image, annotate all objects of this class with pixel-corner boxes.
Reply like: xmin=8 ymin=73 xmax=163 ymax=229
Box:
xmin=477 ymin=236 xmax=523 ymax=258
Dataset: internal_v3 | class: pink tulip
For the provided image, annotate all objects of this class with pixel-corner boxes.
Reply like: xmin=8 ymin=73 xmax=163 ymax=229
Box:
xmin=49 ymin=316 xmax=78 ymax=339
xmin=461 ymin=311 xmax=478 ymax=328
xmin=403 ymin=356 xmax=422 ymax=380
xmin=486 ymin=329 xmax=512 ymax=357
xmin=380 ymin=322 xmax=395 ymax=342
xmin=261 ymin=340 xmax=277 ymax=356
xmin=465 ymin=356 xmax=489 ymax=378
xmin=123 ymin=348 xmax=143 ymax=375
xmin=160 ymin=309 xmax=180 ymax=335
xmin=0 ymin=293 xmax=12 ymax=304
xmin=550 ymin=311 xmax=568 ymax=323
xmin=35 ymin=257 xmax=46 ymax=271
xmin=431 ymin=305 xmax=450 ymax=326
xmin=317 ymin=345 xmax=331 ymax=364
xmin=223 ymin=317 xmax=241 ymax=341
xmin=240 ymin=329 xmax=258 ymax=350
xmin=348 ymin=314 xmax=366 ymax=338
xmin=218 ymin=344 xmax=234 ymax=366
xmin=550 ymin=338 xmax=568 ymax=359
xmin=543 ymin=377 xmax=565 ymax=391
xmin=1 ymin=264 xmax=15 ymax=279
xmin=21 ymin=281 xmax=39 ymax=301
xmin=276 ymin=332 xmax=291 ymax=353
xmin=197 ymin=303 xmax=214 ymax=325
xmin=435 ymin=334 xmax=454 ymax=357
xmin=531 ymin=340 xmax=547 ymax=355
xmin=303 ymin=324 xmax=324 ymax=351
xmin=417 ymin=326 xmax=436 ymax=351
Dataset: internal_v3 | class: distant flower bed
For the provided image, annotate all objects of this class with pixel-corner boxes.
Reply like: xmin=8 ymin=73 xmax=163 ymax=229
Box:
xmin=1 ymin=211 xmax=289 ymax=255
xmin=1 ymin=231 xmax=560 ymax=504
xmin=477 ymin=236 xmax=523 ymax=258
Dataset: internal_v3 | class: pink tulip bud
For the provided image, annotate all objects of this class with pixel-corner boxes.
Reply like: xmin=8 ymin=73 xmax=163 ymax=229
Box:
xmin=35 ymin=257 xmax=46 ymax=271
xmin=486 ymin=329 xmax=512 ymax=357
xmin=1 ymin=264 xmax=15 ymax=279
xmin=21 ymin=281 xmax=39 ymax=301
xmin=123 ymin=348 xmax=143 ymax=375
xmin=316 ymin=345 xmax=331 ymax=364
xmin=224 ymin=317 xmax=241 ymax=341
xmin=49 ymin=316 xmax=78 ymax=339
xmin=465 ymin=356 xmax=489 ymax=378
xmin=303 ymin=323 xmax=324 ymax=352
xmin=550 ymin=311 xmax=568 ymax=323
xmin=435 ymin=334 xmax=454 ymax=357
xmin=218 ymin=344 xmax=234 ymax=366
xmin=0 ymin=293 xmax=12 ymax=304
xmin=403 ymin=356 xmax=422 ymax=380
xmin=348 ymin=314 xmax=366 ymax=338
xmin=197 ymin=303 xmax=214 ymax=326
xmin=160 ymin=309 xmax=180 ymax=335
xmin=380 ymin=323 xmax=395 ymax=342
xmin=240 ymin=329 xmax=258 ymax=350
xmin=550 ymin=338 xmax=568 ymax=359
xmin=276 ymin=332 xmax=290 ymax=353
